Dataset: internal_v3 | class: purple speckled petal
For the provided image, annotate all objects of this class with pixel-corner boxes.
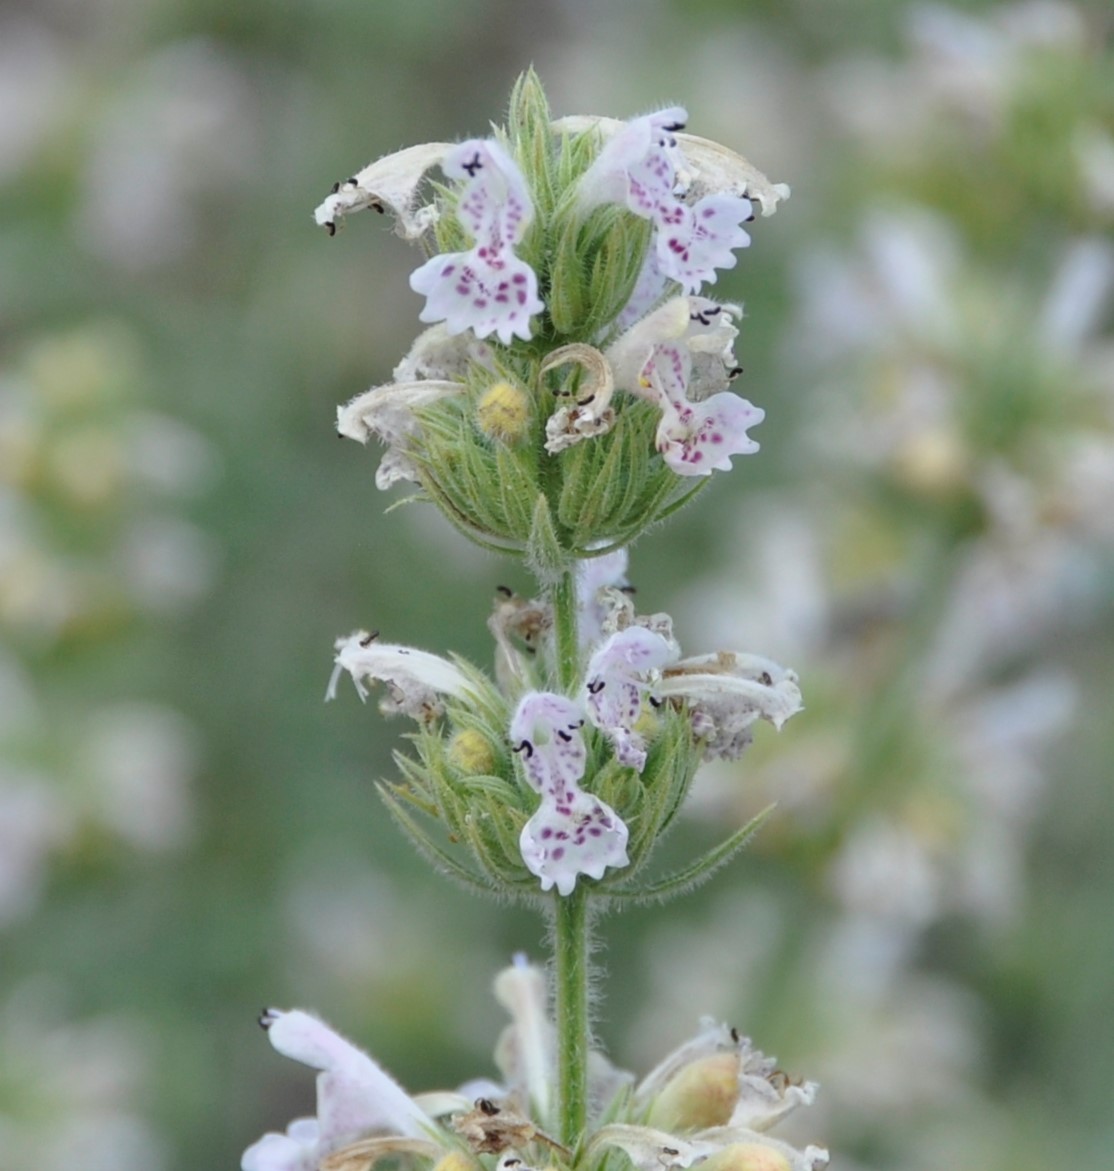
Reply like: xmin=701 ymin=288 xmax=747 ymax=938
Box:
xmin=408 ymin=138 xmax=543 ymax=344
xmin=578 ymin=107 xmax=689 ymax=216
xmin=520 ymin=789 xmax=630 ymax=896
xmin=511 ymin=691 xmax=631 ymax=894
xmin=510 ymin=692 xmax=588 ymax=796
xmin=441 ymin=139 xmax=534 ymax=247
xmin=657 ymin=391 xmax=764 ymax=477
xmin=655 ymin=194 xmax=753 ymax=293
xmin=410 ymin=246 xmax=544 ymax=345
xmin=584 ymin=628 xmax=678 ymax=771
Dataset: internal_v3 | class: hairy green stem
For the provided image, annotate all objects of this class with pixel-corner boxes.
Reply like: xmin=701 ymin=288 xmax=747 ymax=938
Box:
xmin=553 ymin=885 xmax=589 ymax=1145
xmin=547 ymin=564 xmax=589 ymax=1144
xmin=551 ymin=565 xmax=580 ymax=693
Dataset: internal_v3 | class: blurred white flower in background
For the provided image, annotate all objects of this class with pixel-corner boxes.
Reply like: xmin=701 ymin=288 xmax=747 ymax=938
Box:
xmin=0 ymin=981 xmax=167 ymax=1171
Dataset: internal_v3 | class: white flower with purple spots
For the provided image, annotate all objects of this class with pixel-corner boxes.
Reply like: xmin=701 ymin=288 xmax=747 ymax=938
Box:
xmin=654 ymin=192 xmax=753 ymax=293
xmin=584 ymin=627 xmax=679 ymax=771
xmin=575 ymin=108 xmax=754 ymax=295
xmin=511 ymin=692 xmax=630 ymax=896
xmin=648 ymin=342 xmax=763 ymax=477
xmin=409 ymin=140 xmax=544 ymax=345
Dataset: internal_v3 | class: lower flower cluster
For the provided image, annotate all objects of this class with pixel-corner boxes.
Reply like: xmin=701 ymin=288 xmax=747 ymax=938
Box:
xmin=242 ymin=958 xmax=828 ymax=1171
xmin=327 ymin=551 xmax=801 ymax=901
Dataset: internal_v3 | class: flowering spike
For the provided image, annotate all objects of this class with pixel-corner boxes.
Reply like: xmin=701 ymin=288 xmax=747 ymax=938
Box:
xmin=409 ymin=140 xmax=544 ymax=344
xmin=511 ymin=692 xmax=630 ymax=895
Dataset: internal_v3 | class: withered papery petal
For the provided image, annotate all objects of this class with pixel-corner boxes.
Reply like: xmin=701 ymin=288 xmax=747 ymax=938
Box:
xmin=336 ymin=382 xmax=464 ymax=445
xmin=327 ymin=632 xmax=474 ymax=721
xmin=672 ymin=135 xmax=791 ymax=218
xmin=658 ymin=652 xmax=802 ymax=758
xmin=315 ymin=142 xmax=453 ymax=239
xmin=336 ymin=380 xmax=464 ymax=489
xmin=590 ymin=1124 xmax=702 ymax=1170
xmin=541 ymin=343 xmax=618 ymax=453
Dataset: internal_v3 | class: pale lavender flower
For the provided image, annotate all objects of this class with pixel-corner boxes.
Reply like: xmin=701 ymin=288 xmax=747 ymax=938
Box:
xmin=649 ymin=343 xmax=763 ymax=476
xmin=584 ymin=627 xmax=678 ymax=770
xmin=576 ymin=108 xmax=754 ymax=294
xmin=409 ymin=140 xmax=544 ymax=345
xmin=576 ymin=548 xmax=630 ymax=647
xmin=655 ymin=192 xmax=753 ymax=293
xmin=577 ymin=106 xmax=690 ymax=218
xmin=511 ymin=692 xmax=630 ymax=895
xmin=241 ymin=1009 xmax=437 ymax=1171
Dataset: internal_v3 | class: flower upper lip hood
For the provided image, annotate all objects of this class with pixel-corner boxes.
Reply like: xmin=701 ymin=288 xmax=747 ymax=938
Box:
xmin=314 ymin=142 xmax=453 ymax=238
xmin=552 ymin=114 xmax=791 ymax=217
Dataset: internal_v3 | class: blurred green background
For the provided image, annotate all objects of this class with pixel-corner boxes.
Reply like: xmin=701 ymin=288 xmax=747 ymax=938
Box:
xmin=2 ymin=1 xmax=1112 ymax=1169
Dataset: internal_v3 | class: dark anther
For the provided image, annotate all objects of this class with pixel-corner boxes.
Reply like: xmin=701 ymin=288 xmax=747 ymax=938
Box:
xmin=620 ymin=584 xmax=637 ymax=595
xmin=258 ymin=1009 xmax=274 ymax=1030
xmin=573 ymin=719 xmax=585 ymax=728
xmin=477 ymin=1097 xmax=499 ymax=1116
xmin=587 ymin=679 xmax=605 ymax=694
xmin=496 ymin=584 xmax=513 ymax=597
xmin=557 ymin=729 xmax=572 ymax=743
xmin=649 ymin=696 xmax=663 ymax=709
xmin=346 ymin=176 xmax=358 ymax=185
xmin=330 ymin=180 xmax=341 ymax=194
xmin=462 ymin=152 xmax=483 ymax=177
xmin=663 ymin=119 xmax=687 ymax=132
xmin=576 ymin=394 xmax=596 ymax=407
xmin=759 ymin=671 xmax=773 ymax=686
xmin=372 ymin=202 xmax=385 ymax=214
xmin=662 ymin=1148 xmax=680 ymax=1158
xmin=358 ymin=631 xmax=380 ymax=647
xmin=745 ymin=213 xmax=756 ymax=223
xmin=512 ymin=740 xmax=534 ymax=758
xmin=325 ymin=221 xmax=336 ymax=237
xmin=730 ymin=1025 xmax=740 ymax=1043
xmin=728 ymin=366 xmax=744 ymax=379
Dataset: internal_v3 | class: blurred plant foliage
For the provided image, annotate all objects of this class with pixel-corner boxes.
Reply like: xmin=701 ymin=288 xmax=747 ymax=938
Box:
xmin=1 ymin=2 xmax=1111 ymax=1171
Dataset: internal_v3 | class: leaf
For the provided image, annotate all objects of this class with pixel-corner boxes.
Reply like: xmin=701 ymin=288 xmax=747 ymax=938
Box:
xmin=605 ymin=804 xmax=776 ymax=905
xmin=377 ymin=784 xmax=501 ymax=897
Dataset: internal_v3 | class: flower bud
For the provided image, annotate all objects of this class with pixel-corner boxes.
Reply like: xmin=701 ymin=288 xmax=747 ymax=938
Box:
xmin=696 ymin=1143 xmax=792 ymax=1171
xmin=448 ymin=728 xmax=497 ymax=774
xmin=477 ymin=381 xmax=531 ymax=444
xmin=432 ymin=1153 xmax=481 ymax=1171
xmin=647 ymin=1051 xmax=738 ymax=1130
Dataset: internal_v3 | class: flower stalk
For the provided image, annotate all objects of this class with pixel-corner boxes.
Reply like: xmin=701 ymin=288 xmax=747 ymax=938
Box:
xmin=554 ymin=885 xmax=590 ymax=1146
xmin=244 ymin=70 xmax=824 ymax=1171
